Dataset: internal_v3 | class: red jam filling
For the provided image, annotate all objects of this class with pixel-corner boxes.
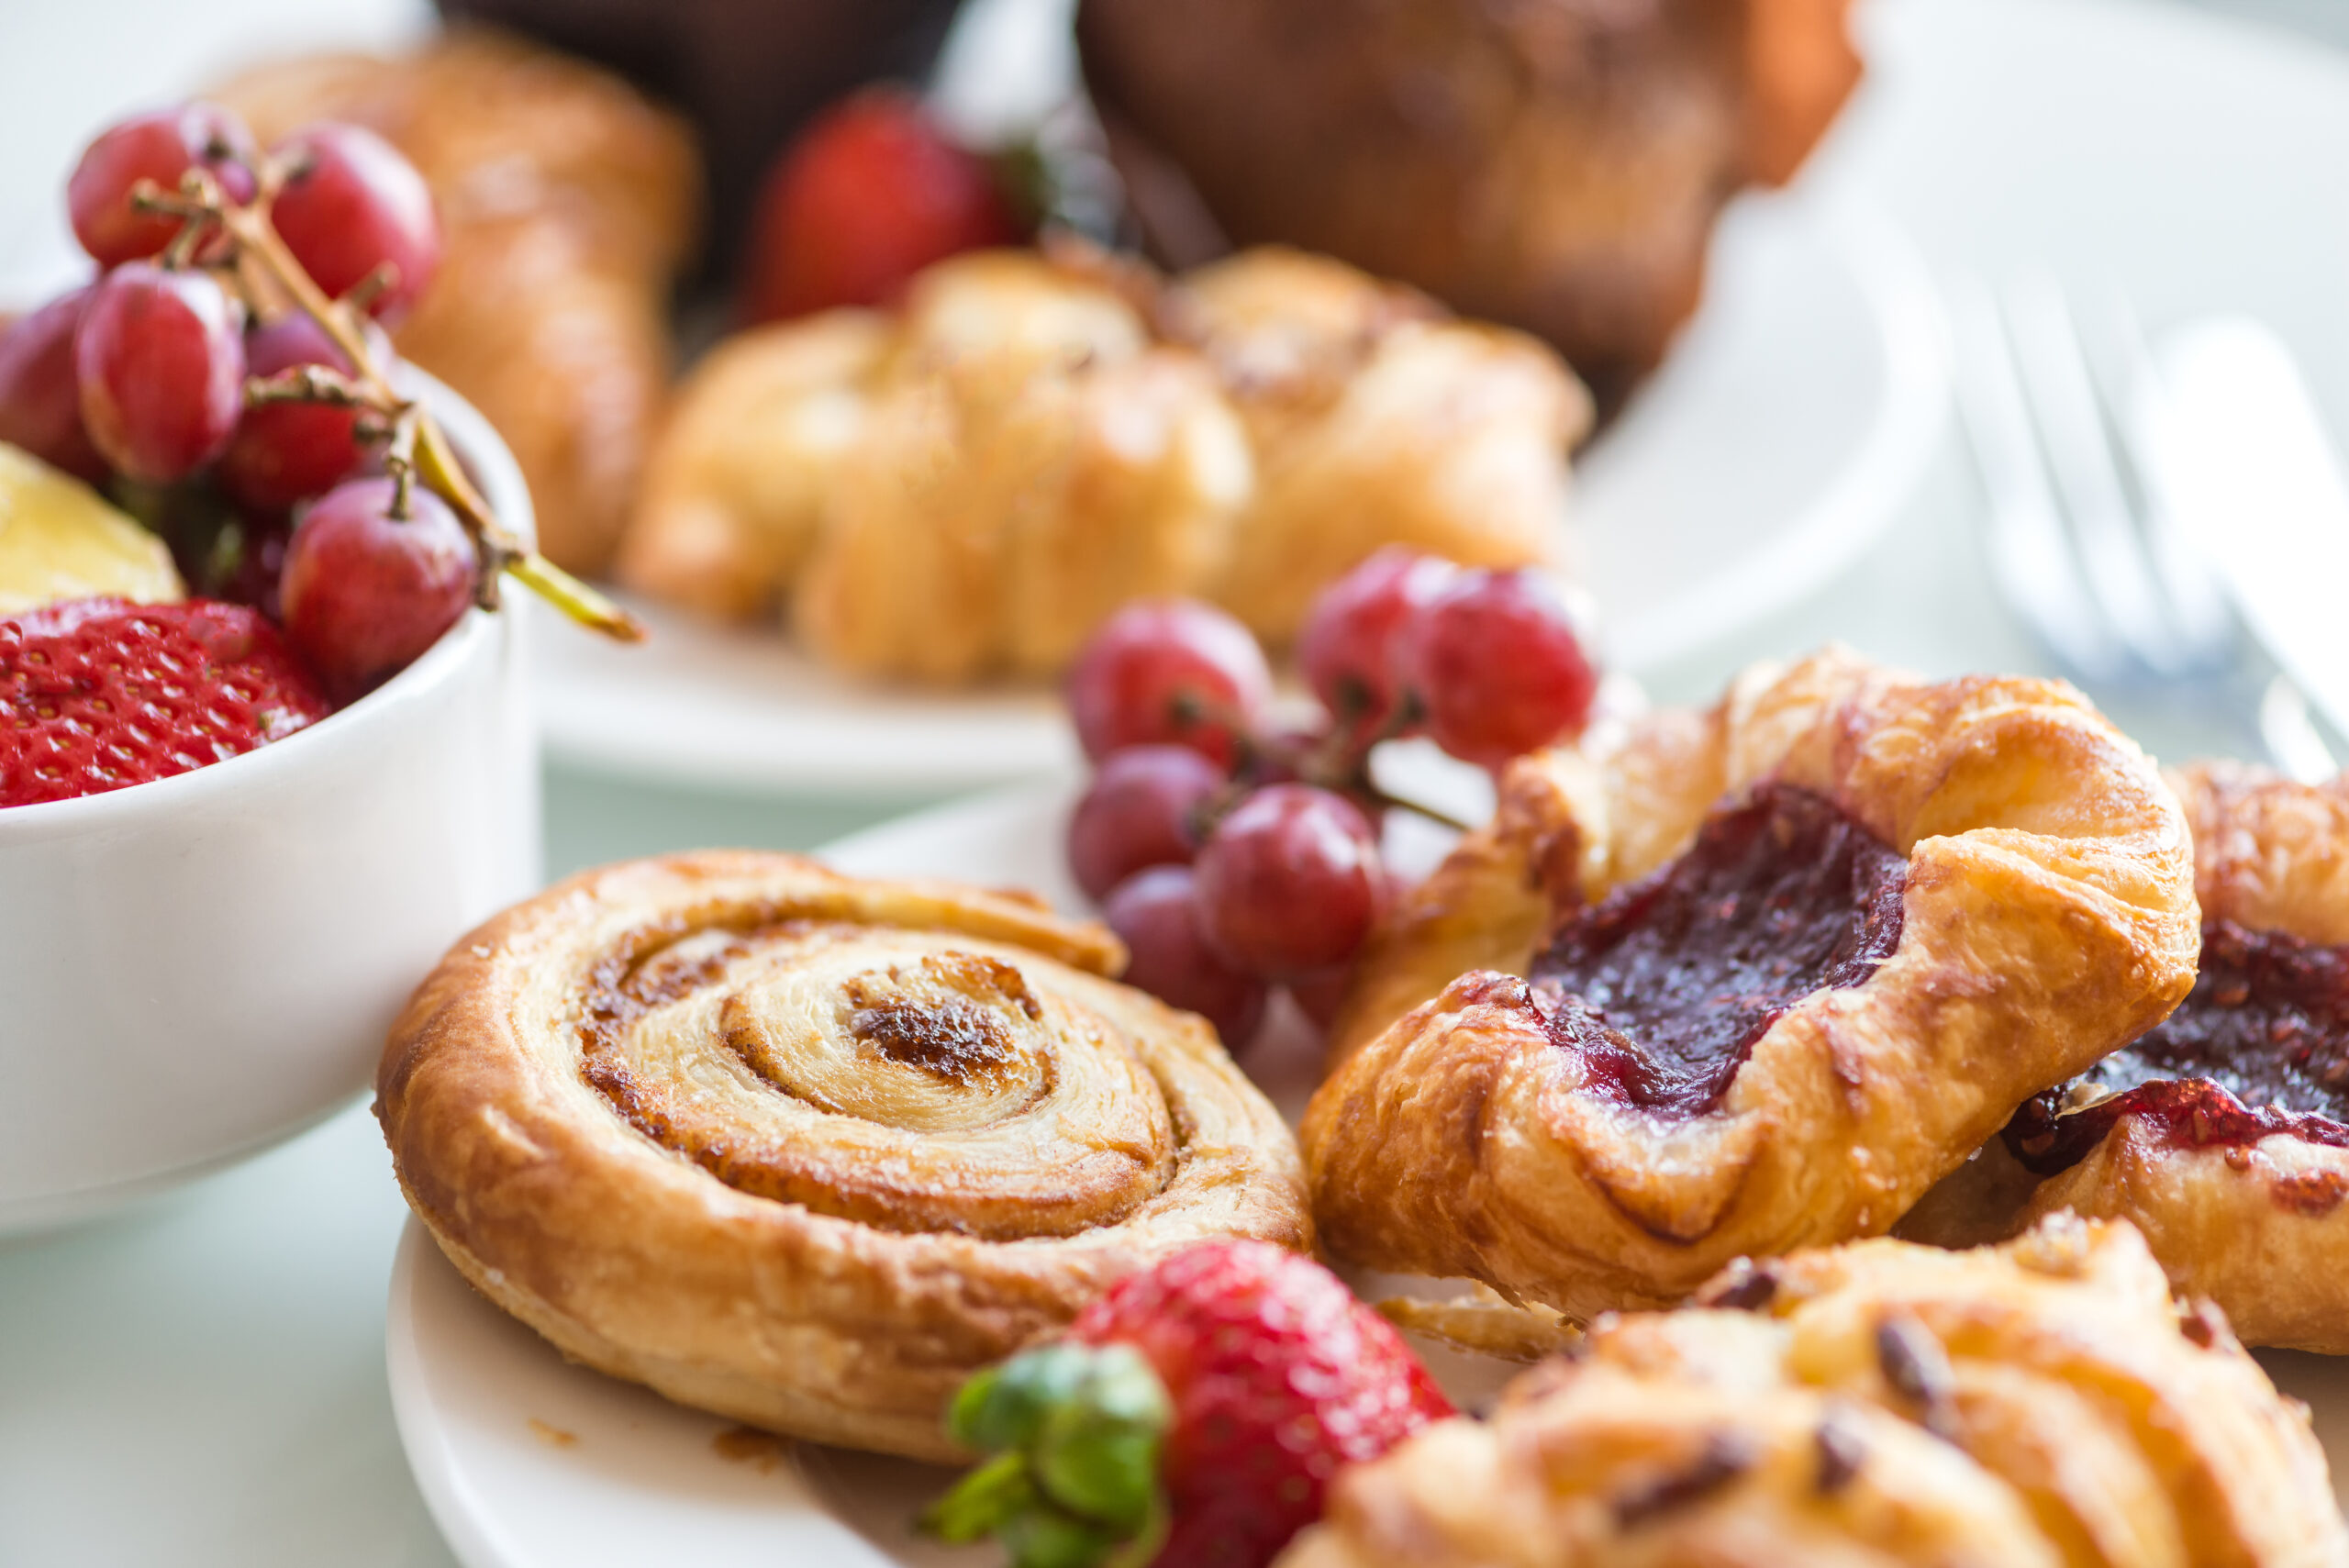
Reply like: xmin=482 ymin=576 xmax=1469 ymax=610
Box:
xmin=2009 ymin=919 xmax=2349 ymax=1173
xmin=1530 ymin=783 xmax=1908 ymax=1117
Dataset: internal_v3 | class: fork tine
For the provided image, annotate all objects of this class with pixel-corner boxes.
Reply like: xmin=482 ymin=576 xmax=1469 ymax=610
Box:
xmin=2002 ymin=275 xmax=2198 ymax=678
xmin=1950 ymin=278 xmax=2126 ymax=683
xmin=2097 ymin=297 xmax=2240 ymax=667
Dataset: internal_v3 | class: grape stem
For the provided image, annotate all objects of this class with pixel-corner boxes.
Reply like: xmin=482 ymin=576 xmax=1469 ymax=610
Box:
xmin=1186 ymin=687 xmax=1480 ymax=839
xmin=1302 ymin=691 xmax=1482 ymax=833
xmin=131 ymin=169 xmax=645 ymax=642
xmin=382 ymin=406 xmax=420 ymax=525
xmin=1365 ymin=787 xmax=1476 ymax=836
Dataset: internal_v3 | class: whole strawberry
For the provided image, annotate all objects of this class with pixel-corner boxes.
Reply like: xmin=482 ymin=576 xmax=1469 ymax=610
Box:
xmin=2 ymin=596 xmax=329 ymax=807
xmin=924 ymin=1240 xmax=1453 ymax=1568
xmin=741 ymin=87 xmax=1025 ymax=323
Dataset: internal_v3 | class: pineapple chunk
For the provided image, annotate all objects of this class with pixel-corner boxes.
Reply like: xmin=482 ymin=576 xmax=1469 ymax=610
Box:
xmin=0 ymin=441 xmax=183 ymax=615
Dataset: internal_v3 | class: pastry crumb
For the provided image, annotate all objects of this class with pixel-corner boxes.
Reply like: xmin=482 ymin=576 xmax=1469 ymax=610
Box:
xmin=527 ymin=1418 xmax=577 ymax=1448
xmin=713 ymin=1425 xmax=788 ymax=1472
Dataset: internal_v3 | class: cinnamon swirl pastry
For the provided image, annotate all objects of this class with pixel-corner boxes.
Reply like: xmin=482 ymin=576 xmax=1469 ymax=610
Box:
xmin=378 ymin=851 xmax=1309 ymax=1461
xmin=1302 ymin=649 xmax=2199 ymax=1318
xmin=1914 ymin=762 xmax=2349 ymax=1352
xmin=1282 ymin=1216 xmax=2348 ymax=1568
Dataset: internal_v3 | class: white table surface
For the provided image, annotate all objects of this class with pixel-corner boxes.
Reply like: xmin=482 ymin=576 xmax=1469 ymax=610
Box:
xmin=6 ymin=0 xmax=2349 ymax=1562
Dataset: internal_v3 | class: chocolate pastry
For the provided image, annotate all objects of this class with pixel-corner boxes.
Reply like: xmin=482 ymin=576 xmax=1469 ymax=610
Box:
xmin=1076 ymin=0 xmax=1863 ymax=407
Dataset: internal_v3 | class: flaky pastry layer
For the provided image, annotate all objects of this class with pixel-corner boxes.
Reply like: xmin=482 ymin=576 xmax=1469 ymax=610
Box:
xmin=1304 ymin=650 xmax=2199 ymax=1317
xmin=378 ymin=851 xmax=1309 ymax=1461
xmin=1283 ymin=1217 xmax=2346 ymax=1568
xmin=614 ymin=245 xmax=1586 ymax=677
xmin=1917 ymin=763 xmax=2349 ymax=1351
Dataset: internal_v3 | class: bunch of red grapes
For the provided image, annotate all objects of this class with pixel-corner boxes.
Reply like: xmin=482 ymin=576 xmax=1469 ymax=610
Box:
xmin=1065 ymin=550 xmax=1599 ymax=1046
xmin=0 ymin=102 xmax=475 ymax=700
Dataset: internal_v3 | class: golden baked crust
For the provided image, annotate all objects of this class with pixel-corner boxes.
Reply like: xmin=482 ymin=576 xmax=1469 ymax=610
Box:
xmin=789 ymin=252 xmax=1253 ymax=683
xmin=1176 ymin=249 xmax=1590 ymax=640
xmin=1917 ymin=763 xmax=2349 ymax=1352
xmin=613 ymin=245 xmax=1585 ymax=674
xmin=1281 ymin=1217 xmax=2347 ymax=1568
xmin=377 ymin=851 xmax=1310 ymax=1462
xmin=2176 ymin=762 xmax=2349 ymax=943
xmin=218 ymin=28 xmax=699 ymax=577
xmin=1303 ymin=649 xmax=2199 ymax=1317
xmin=613 ymin=312 xmax=889 ymax=621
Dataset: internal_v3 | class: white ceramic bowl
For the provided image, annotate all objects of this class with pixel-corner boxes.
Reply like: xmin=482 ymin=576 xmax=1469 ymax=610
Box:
xmin=0 ymin=377 xmax=540 ymax=1234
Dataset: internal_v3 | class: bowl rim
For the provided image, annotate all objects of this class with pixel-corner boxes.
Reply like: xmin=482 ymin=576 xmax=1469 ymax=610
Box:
xmin=0 ymin=365 xmax=535 ymax=837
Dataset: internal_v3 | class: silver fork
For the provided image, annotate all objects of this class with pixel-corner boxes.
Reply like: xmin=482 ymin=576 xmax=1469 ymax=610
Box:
xmin=1954 ymin=273 xmax=2340 ymax=782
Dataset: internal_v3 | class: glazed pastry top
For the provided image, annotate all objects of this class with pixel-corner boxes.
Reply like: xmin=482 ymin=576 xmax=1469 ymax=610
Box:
xmin=1282 ymin=1217 xmax=2349 ymax=1568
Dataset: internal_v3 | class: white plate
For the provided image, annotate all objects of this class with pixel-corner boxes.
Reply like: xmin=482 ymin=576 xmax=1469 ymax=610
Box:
xmin=532 ymin=195 xmax=1949 ymax=793
xmin=389 ymin=785 xmax=2349 ymax=1568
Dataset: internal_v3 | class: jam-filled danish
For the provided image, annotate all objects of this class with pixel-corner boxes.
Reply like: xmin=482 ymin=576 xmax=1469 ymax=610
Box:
xmin=1281 ymin=1218 xmax=2347 ymax=1568
xmin=1926 ymin=763 xmax=2349 ymax=1352
xmin=1301 ymin=650 xmax=2199 ymax=1317
xmin=377 ymin=851 xmax=1309 ymax=1461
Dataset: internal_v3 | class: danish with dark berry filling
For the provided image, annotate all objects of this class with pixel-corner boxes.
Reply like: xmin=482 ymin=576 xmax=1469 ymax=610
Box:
xmin=1302 ymin=650 xmax=2199 ymax=1317
xmin=1918 ymin=762 xmax=2349 ymax=1353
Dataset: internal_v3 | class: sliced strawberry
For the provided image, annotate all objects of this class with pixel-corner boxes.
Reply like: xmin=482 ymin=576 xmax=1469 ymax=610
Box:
xmin=1 ymin=596 xmax=331 ymax=807
xmin=740 ymin=88 xmax=1026 ymax=323
xmin=924 ymin=1240 xmax=1453 ymax=1568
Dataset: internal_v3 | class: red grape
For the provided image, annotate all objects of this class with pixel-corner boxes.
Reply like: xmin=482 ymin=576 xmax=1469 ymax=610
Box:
xmin=67 ymin=103 xmax=256 ymax=266
xmin=1066 ymin=600 xmax=1272 ymax=770
xmin=269 ymin=124 xmax=441 ymax=323
xmin=1067 ymin=744 xmax=1225 ymax=902
xmin=217 ymin=313 xmax=390 ymax=514
xmin=1397 ymin=567 xmax=1598 ymax=771
xmin=1286 ymin=966 xmax=1354 ymax=1032
xmin=1101 ymin=864 xmax=1267 ymax=1049
xmin=1297 ymin=548 xmax=1458 ymax=746
xmin=1194 ymin=784 xmax=1383 ymax=979
xmin=215 ymin=517 xmax=294 ymax=621
xmin=0 ymin=285 xmax=106 ymax=483
xmin=279 ymin=477 xmax=476 ymax=699
xmin=75 ymin=262 xmax=246 ymax=484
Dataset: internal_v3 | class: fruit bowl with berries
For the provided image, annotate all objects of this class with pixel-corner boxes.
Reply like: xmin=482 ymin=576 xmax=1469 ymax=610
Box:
xmin=0 ymin=102 xmax=638 ymax=1233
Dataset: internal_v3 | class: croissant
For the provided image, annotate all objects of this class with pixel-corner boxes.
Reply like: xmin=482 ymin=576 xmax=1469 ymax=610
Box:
xmin=216 ymin=28 xmax=699 ymax=575
xmin=617 ymin=244 xmax=1584 ymax=677
xmin=611 ymin=312 xmax=888 ymax=621
xmin=1283 ymin=1216 xmax=2348 ymax=1568
xmin=1177 ymin=249 xmax=1590 ymax=640
xmin=1302 ymin=649 xmax=2199 ymax=1318
xmin=1905 ymin=762 xmax=2349 ymax=1352
xmin=378 ymin=851 xmax=1310 ymax=1461
xmin=788 ymin=252 xmax=1254 ymax=683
